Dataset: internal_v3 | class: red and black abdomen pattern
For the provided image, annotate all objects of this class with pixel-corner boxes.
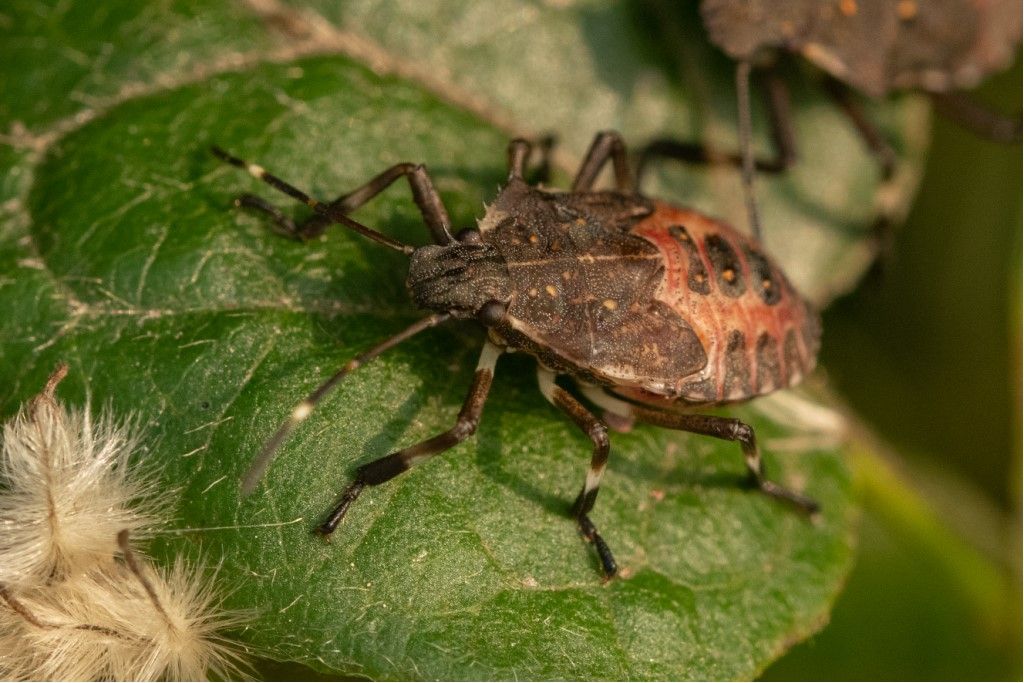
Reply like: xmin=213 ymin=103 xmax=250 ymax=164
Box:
xmin=633 ymin=203 xmax=821 ymax=405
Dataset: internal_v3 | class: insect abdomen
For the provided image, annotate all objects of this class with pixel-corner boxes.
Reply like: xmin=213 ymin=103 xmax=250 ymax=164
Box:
xmin=633 ymin=203 xmax=821 ymax=404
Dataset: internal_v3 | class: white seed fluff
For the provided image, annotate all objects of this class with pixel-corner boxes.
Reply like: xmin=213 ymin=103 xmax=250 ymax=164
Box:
xmin=0 ymin=364 xmax=159 ymax=588
xmin=0 ymin=364 xmax=249 ymax=680
xmin=0 ymin=558 xmax=247 ymax=681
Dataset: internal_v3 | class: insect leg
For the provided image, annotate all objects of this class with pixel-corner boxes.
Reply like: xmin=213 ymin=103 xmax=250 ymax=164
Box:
xmin=572 ymin=131 xmax=633 ymax=193
xmin=819 ymin=76 xmax=904 ymax=273
xmin=507 ymin=138 xmax=532 ymax=181
xmin=304 ymin=162 xmax=454 ymax=244
xmin=537 ymin=369 xmax=617 ymax=579
xmin=507 ymin=135 xmax=557 ymax=183
xmin=212 ymin=147 xmax=450 ymax=251
xmin=630 ymin=406 xmax=819 ymax=514
xmin=532 ymin=134 xmax=556 ymax=185
xmin=317 ymin=341 xmax=503 ymax=535
xmin=930 ymin=92 xmax=1022 ymax=144
xmin=240 ymin=312 xmax=451 ymax=496
xmin=761 ymin=68 xmax=799 ymax=173
xmin=735 ymin=60 xmax=764 ymax=240
xmin=233 ymin=193 xmax=301 ymax=238
xmin=636 ymin=66 xmax=797 ymax=188
xmin=577 ymin=383 xmax=635 ymax=433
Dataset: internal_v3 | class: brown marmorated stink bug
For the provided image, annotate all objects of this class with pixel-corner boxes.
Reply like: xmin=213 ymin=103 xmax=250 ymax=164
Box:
xmin=211 ymin=131 xmax=820 ymax=579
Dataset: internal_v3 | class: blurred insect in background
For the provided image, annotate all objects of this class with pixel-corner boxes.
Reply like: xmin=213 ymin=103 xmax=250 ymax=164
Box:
xmin=640 ymin=0 xmax=1022 ymax=240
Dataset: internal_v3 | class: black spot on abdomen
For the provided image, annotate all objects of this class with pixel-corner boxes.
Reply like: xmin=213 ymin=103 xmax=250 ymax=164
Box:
xmin=704 ymin=234 xmax=746 ymax=297
xmin=743 ymin=245 xmax=781 ymax=305
xmin=669 ymin=225 xmax=711 ymax=295
xmin=722 ymin=330 xmax=752 ymax=398
xmin=755 ymin=332 xmax=782 ymax=392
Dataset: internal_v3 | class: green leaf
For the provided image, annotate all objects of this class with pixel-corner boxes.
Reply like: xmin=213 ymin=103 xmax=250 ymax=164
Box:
xmin=1 ymin=0 xmax=932 ymax=678
xmin=765 ymin=445 xmax=1022 ymax=680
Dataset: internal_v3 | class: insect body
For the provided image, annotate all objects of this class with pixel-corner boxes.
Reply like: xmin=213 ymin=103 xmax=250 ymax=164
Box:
xmin=701 ymin=0 xmax=1021 ymax=101
xmin=213 ymin=131 xmax=819 ymax=579
xmin=467 ymin=184 xmax=819 ymax=405
xmin=701 ymin=0 xmax=1021 ymax=173
xmin=643 ymin=0 xmax=1021 ymax=239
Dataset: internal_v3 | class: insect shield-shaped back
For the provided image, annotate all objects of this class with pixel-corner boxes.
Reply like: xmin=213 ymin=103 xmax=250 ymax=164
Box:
xmin=407 ymin=241 xmax=511 ymax=318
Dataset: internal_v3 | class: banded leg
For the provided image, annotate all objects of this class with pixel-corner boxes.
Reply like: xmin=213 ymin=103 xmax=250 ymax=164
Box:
xmin=507 ymin=135 xmax=556 ymax=184
xmin=593 ymin=387 xmax=817 ymax=512
xmin=212 ymin=146 xmax=453 ymax=249
xmin=317 ymin=341 xmax=503 ymax=535
xmin=240 ymin=313 xmax=451 ymax=495
xmin=638 ymin=67 xmax=797 ymax=181
xmin=572 ymin=131 xmax=633 ymax=193
xmin=578 ymin=383 xmax=635 ymax=433
xmin=314 ymin=162 xmax=454 ymax=244
xmin=629 ymin=403 xmax=819 ymax=513
xmin=637 ymin=65 xmax=797 ymax=240
xmin=537 ymin=370 xmax=617 ymax=579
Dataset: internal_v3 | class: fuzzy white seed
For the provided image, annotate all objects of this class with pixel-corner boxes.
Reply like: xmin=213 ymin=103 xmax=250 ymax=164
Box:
xmin=0 ymin=364 xmax=250 ymax=681
xmin=0 ymin=363 xmax=161 ymax=588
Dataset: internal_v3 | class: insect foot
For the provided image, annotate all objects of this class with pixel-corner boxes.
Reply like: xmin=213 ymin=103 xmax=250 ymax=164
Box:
xmin=214 ymin=130 xmax=821 ymax=580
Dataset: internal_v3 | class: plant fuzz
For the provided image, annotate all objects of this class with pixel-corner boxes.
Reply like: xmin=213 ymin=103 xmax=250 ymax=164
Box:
xmin=0 ymin=364 xmax=247 ymax=680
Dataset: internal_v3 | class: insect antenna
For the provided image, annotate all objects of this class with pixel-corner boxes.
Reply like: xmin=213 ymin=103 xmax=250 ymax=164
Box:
xmin=240 ymin=312 xmax=452 ymax=496
xmin=210 ymin=146 xmax=415 ymax=255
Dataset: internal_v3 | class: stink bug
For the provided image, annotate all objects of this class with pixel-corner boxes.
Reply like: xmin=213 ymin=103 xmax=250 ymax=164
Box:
xmin=701 ymin=0 xmax=1022 ymax=102
xmin=212 ymin=131 xmax=820 ymax=579
xmin=642 ymin=0 xmax=1021 ymax=238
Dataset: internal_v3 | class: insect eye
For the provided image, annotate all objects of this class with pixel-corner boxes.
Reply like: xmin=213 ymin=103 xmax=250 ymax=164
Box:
xmin=476 ymin=299 xmax=507 ymax=326
xmin=457 ymin=228 xmax=483 ymax=244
